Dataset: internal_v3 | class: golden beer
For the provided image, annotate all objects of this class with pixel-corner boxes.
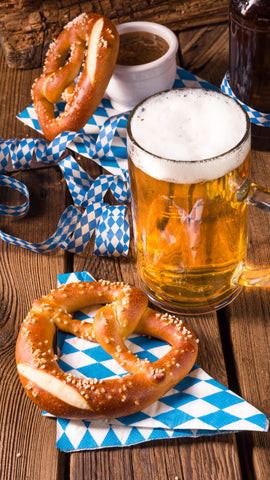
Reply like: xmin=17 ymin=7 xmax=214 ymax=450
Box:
xmin=127 ymin=89 xmax=251 ymax=314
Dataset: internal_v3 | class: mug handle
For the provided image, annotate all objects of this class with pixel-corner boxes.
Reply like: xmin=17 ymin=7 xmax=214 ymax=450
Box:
xmin=233 ymin=179 xmax=270 ymax=287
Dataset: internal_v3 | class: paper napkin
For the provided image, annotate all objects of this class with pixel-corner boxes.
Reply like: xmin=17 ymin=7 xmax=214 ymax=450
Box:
xmin=51 ymin=271 xmax=269 ymax=452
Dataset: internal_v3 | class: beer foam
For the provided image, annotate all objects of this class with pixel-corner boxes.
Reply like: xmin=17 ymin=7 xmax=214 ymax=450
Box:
xmin=128 ymin=89 xmax=250 ymax=183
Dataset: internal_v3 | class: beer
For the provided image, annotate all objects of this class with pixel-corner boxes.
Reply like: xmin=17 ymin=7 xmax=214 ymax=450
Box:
xmin=117 ymin=31 xmax=169 ymax=66
xmin=229 ymin=0 xmax=270 ymax=113
xmin=127 ymin=89 xmax=251 ymax=314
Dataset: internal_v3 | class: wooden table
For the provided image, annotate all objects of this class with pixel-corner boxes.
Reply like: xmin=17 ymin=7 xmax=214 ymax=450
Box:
xmin=0 ymin=21 xmax=269 ymax=480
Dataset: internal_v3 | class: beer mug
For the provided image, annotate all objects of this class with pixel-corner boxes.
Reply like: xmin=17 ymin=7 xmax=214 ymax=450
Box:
xmin=127 ymin=88 xmax=270 ymax=314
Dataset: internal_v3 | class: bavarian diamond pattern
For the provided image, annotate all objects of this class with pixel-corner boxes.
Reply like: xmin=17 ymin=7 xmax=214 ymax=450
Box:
xmin=34 ymin=138 xmax=48 ymax=161
xmin=2 ymin=67 xmax=269 ymax=255
xmin=0 ymin=153 xmax=130 ymax=255
xmin=15 ymin=67 xmax=221 ymax=175
xmin=94 ymin=205 xmax=129 ymax=256
xmin=0 ymin=140 xmax=13 ymax=171
xmin=0 ymin=175 xmax=29 ymax=216
xmin=10 ymin=138 xmax=36 ymax=169
xmin=48 ymin=271 xmax=269 ymax=452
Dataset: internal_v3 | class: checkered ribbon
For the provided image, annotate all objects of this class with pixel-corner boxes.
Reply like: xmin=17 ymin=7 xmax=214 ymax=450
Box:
xmin=58 ymin=156 xmax=130 ymax=255
xmin=1 ymin=108 xmax=129 ymax=174
xmin=0 ymin=112 xmax=130 ymax=255
xmin=0 ymin=175 xmax=29 ymax=216
xmin=0 ymin=67 xmax=221 ymax=254
xmin=221 ymin=71 xmax=270 ymax=127
xmin=49 ymin=271 xmax=268 ymax=452
xmin=0 ymin=152 xmax=130 ymax=254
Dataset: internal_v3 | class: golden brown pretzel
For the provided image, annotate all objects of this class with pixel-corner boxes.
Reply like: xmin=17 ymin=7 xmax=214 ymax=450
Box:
xmin=16 ymin=280 xmax=198 ymax=420
xmin=31 ymin=13 xmax=119 ymax=140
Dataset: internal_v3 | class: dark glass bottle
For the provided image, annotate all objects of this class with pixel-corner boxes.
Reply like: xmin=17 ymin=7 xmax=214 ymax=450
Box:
xmin=229 ymin=0 xmax=270 ymax=113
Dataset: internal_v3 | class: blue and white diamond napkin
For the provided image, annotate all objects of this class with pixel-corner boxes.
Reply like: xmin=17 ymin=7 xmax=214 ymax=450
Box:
xmin=50 ymin=271 xmax=269 ymax=452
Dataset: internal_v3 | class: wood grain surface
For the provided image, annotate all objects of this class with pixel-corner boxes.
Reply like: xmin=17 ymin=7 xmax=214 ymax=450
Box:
xmin=0 ymin=17 xmax=269 ymax=480
xmin=0 ymin=0 xmax=229 ymax=68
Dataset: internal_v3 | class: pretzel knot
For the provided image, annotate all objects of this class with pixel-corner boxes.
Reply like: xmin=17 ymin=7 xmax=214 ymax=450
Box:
xmin=16 ymin=280 xmax=198 ymax=419
xmin=31 ymin=13 xmax=119 ymax=140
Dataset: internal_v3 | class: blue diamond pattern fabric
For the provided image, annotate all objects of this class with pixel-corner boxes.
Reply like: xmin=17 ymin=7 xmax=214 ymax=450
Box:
xmin=47 ymin=271 xmax=268 ymax=452
xmin=0 ymin=154 xmax=130 ymax=255
xmin=1 ymin=67 xmax=269 ymax=255
xmin=0 ymin=67 xmax=221 ymax=255
xmin=0 ymin=175 xmax=29 ymax=216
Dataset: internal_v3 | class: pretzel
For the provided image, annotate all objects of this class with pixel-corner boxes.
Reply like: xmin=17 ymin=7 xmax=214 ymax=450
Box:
xmin=16 ymin=280 xmax=198 ymax=420
xmin=31 ymin=13 xmax=119 ymax=140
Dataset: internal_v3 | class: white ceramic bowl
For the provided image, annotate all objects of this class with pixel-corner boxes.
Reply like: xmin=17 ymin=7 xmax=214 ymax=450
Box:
xmin=106 ymin=21 xmax=179 ymax=112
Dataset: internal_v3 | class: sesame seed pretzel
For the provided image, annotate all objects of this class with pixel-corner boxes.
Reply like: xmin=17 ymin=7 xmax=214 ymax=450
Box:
xmin=16 ymin=280 xmax=198 ymax=420
xmin=31 ymin=13 xmax=119 ymax=140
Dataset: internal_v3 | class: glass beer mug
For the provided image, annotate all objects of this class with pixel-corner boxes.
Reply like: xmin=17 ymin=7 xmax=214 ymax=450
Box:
xmin=229 ymin=0 xmax=270 ymax=113
xmin=127 ymin=88 xmax=270 ymax=314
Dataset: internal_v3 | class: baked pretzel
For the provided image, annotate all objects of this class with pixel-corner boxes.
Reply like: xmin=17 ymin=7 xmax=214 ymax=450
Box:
xmin=31 ymin=13 xmax=119 ymax=140
xmin=16 ymin=280 xmax=198 ymax=420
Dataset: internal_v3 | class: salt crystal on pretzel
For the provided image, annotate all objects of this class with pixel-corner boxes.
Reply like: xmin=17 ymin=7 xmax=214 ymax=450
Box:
xmin=16 ymin=280 xmax=198 ymax=420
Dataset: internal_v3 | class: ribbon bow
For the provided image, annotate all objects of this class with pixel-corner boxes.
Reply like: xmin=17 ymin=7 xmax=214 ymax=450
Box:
xmin=0 ymin=111 xmax=131 ymax=256
xmin=0 ymin=154 xmax=130 ymax=255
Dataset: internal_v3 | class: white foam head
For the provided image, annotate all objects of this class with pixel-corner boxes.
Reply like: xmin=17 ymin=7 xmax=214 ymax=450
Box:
xmin=127 ymin=88 xmax=250 ymax=183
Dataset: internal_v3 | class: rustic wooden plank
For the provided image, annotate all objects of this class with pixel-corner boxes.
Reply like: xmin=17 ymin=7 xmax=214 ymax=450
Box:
xmin=69 ymin=435 xmax=242 ymax=479
xmin=0 ymin=0 xmax=229 ymax=69
xmin=0 ymin=167 xmax=68 ymax=480
xmin=179 ymin=23 xmax=229 ymax=88
xmin=0 ymin=49 xmax=41 ymax=139
xmin=0 ymin=47 xmax=67 ymax=480
xmin=224 ymin=148 xmax=270 ymax=480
